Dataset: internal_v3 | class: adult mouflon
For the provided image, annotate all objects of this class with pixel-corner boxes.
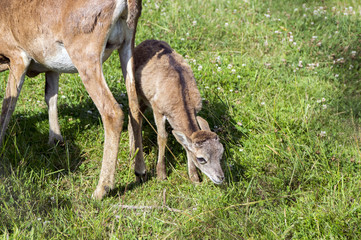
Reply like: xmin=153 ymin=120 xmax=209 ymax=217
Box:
xmin=0 ymin=0 xmax=142 ymax=200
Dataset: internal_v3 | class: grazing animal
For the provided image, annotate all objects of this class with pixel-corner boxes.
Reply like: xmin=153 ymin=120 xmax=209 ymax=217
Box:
xmin=130 ymin=40 xmax=225 ymax=184
xmin=0 ymin=0 xmax=142 ymax=200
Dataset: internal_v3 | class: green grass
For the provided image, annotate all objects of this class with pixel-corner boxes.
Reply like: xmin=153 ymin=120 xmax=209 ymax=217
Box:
xmin=1 ymin=0 xmax=361 ymax=238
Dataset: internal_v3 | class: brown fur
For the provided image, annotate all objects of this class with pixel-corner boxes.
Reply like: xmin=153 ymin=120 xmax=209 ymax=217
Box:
xmin=127 ymin=0 xmax=142 ymax=29
xmin=0 ymin=0 xmax=143 ymax=200
xmin=191 ymin=131 xmax=218 ymax=145
xmin=66 ymin=1 xmax=116 ymax=35
xmin=134 ymin=40 xmax=202 ymax=135
xmin=128 ymin=40 xmax=224 ymax=184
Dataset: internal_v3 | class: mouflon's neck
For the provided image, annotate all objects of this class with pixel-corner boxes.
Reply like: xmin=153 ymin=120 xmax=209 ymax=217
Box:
xmin=167 ymin=111 xmax=199 ymax=138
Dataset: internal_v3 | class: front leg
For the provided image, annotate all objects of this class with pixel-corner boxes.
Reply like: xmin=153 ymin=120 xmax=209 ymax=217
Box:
xmin=67 ymin=46 xmax=124 ymax=200
xmin=153 ymin=111 xmax=168 ymax=180
xmin=187 ymin=151 xmax=200 ymax=183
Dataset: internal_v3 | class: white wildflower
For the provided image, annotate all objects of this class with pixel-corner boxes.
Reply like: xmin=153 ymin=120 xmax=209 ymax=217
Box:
xmin=264 ymin=39 xmax=268 ymax=47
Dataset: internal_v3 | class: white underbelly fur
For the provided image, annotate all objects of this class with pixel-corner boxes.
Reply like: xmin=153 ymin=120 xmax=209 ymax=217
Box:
xmin=43 ymin=44 xmax=77 ymax=73
xmin=28 ymin=20 xmax=125 ymax=74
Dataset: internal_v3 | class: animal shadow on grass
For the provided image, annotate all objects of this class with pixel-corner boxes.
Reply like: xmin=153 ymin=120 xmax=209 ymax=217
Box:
xmin=200 ymin=96 xmax=247 ymax=183
xmin=0 ymin=90 xmax=146 ymax=200
xmin=0 ymin=101 xmax=94 ymax=218
xmin=0 ymin=101 xmax=93 ymax=177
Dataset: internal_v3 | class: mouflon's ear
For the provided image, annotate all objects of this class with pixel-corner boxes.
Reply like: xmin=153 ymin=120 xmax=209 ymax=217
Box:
xmin=196 ymin=116 xmax=211 ymax=131
xmin=172 ymin=130 xmax=193 ymax=150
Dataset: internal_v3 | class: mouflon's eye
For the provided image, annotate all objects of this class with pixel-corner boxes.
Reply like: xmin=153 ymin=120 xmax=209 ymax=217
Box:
xmin=197 ymin=157 xmax=207 ymax=165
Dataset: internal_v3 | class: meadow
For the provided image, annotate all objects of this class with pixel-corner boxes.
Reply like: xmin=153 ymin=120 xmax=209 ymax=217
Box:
xmin=1 ymin=0 xmax=361 ymax=238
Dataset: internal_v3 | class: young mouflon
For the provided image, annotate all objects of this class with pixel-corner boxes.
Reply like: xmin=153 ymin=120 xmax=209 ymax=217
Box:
xmin=129 ymin=39 xmax=225 ymax=184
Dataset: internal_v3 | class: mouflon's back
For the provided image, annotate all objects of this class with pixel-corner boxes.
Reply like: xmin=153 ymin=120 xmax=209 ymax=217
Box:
xmin=133 ymin=40 xmax=202 ymax=121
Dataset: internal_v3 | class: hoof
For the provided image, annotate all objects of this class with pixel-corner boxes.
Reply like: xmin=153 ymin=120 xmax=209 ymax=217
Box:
xmin=156 ymin=166 xmax=167 ymax=181
xmin=135 ymin=171 xmax=147 ymax=183
xmin=156 ymin=173 xmax=167 ymax=181
xmin=92 ymin=185 xmax=111 ymax=200
xmin=48 ymin=135 xmax=64 ymax=146
xmin=190 ymin=174 xmax=200 ymax=184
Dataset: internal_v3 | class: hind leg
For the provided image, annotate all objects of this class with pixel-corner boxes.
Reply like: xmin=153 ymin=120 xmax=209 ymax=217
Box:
xmin=127 ymin=101 xmax=147 ymax=182
xmin=0 ymin=54 xmax=30 ymax=144
xmin=119 ymin=32 xmax=146 ymax=181
xmin=153 ymin=111 xmax=168 ymax=180
xmin=45 ymin=71 xmax=63 ymax=144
